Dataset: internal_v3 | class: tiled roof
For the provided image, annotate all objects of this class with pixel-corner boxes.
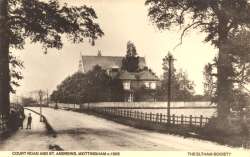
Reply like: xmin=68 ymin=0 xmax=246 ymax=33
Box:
xmin=81 ymin=55 xmax=146 ymax=72
xmin=119 ymin=71 xmax=137 ymax=80
xmin=138 ymin=70 xmax=159 ymax=81
xmin=118 ymin=70 xmax=159 ymax=81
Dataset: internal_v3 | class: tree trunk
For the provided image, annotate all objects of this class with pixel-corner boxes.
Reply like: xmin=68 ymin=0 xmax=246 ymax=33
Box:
xmin=0 ymin=0 xmax=10 ymax=117
xmin=217 ymin=48 xmax=233 ymax=119
xmin=216 ymin=20 xmax=234 ymax=119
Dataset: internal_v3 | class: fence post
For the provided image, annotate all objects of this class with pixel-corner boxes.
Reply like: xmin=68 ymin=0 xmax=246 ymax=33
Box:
xmin=181 ymin=115 xmax=184 ymax=126
xmin=150 ymin=112 xmax=152 ymax=121
xmin=140 ymin=112 xmax=143 ymax=120
xmin=194 ymin=116 xmax=196 ymax=126
xmin=156 ymin=113 xmax=158 ymax=122
xmin=160 ymin=113 xmax=162 ymax=123
xmin=173 ymin=114 xmax=175 ymax=125
xmin=189 ymin=115 xmax=192 ymax=127
xmin=200 ymin=115 xmax=203 ymax=127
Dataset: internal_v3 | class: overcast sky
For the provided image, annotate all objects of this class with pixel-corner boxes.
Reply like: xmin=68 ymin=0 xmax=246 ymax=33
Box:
xmin=13 ymin=0 xmax=218 ymax=98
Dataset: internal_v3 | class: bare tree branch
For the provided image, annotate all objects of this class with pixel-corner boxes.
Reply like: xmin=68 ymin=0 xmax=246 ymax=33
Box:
xmin=173 ymin=21 xmax=209 ymax=50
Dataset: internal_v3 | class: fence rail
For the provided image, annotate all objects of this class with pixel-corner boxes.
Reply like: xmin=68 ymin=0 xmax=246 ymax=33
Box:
xmin=48 ymin=103 xmax=211 ymax=128
xmin=92 ymin=108 xmax=210 ymax=128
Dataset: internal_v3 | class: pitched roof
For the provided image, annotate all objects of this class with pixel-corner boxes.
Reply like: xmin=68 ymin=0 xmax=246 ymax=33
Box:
xmin=81 ymin=55 xmax=146 ymax=72
xmin=119 ymin=71 xmax=137 ymax=80
xmin=138 ymin=70 xmax=159 ymax=81
xmin=118 ymin=70 xmax=159 ymax=81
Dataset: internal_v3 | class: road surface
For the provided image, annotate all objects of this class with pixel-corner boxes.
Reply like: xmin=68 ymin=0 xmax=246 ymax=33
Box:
xmin=0 ymin=107 xmax=245 ymax=151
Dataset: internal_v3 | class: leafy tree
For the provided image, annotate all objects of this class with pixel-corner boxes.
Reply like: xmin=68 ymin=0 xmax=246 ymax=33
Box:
xmin=158 ymin=53 xmax=195 ymax=101
xmin=134 ymin=86 xmax=157 ymax=101
xmin=0 ymin=0 xmax=104 ymax=116
xmin=21 ymin=96 xmax=37 ymax=106
xmin=145 ymin=0 xmax=250 ymax=119
xmin=51 ymin=72 xmax=88 ymax=103
xmin=51 ymin=65 xmax=124 ymax=103
xmin=122 ymin=41 xmax=139 ymax=72
xmin=85 ymin=65 xmax=112 ymax=102
xmin=109 ymin=78 xmax=124 ymax=102
xmin=175 ymin=69 xmax=195 ymax=100
xmin=204 ymin=29 xmax=250 ymax=109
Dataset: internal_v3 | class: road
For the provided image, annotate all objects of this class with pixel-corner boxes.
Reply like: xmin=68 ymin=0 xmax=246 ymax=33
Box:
xmin=0 ymin=107 xmax=245 ymax=151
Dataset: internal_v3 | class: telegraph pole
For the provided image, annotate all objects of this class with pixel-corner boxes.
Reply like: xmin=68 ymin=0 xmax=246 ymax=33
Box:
xmin=46 ymin=89 xmax=49 ymax=106
xmin=166 ymin=52 xmax=175 ymax=124
xmin=38 ymin=90 xmax=43 ymax=122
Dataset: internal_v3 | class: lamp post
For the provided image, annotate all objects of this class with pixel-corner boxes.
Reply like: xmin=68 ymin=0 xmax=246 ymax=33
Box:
xmin=166 ymin=52 xmax=175 ymax=124
xmin=38 ymin=90 xmax=43 ymax=122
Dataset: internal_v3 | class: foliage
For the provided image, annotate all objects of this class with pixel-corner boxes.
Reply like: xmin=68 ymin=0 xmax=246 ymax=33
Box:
xmin=50 ymin=65 xmax=124 ymax=103
xmin=145 ymin=0 xmax=250 ymax=118
xmin=9 ymin=52 xmax=24 ymax=93
xmin=145 ymin=0 xmax=250 ymax=47
xmin=203 ymin=60 xmax=217 ymax=101
xmin=225 ymin=29 xmax=250 ymax=86
xmin=121 ymin=41 xmax=139 ymax=72
xmin=0 ymin=0 xmax=104 ymax=115
xmin=134 ymin=85 xmax=157 ymax=101
xmin=21 ymin=97 xmax=37 ymax=106
xmin=7 ymin=0 xmax=103 ymax=88
xmin=8 ymin=0 xmax=104 ymax=50
xmin=204 ymin=29 xmax=250 ymax=108
xmin=158 ymin=53 xmax=195 ymax=101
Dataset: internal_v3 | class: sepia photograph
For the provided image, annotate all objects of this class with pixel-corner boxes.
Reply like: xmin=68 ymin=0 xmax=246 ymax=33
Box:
xmin=0 ymin=0 xmax=250 ymax=156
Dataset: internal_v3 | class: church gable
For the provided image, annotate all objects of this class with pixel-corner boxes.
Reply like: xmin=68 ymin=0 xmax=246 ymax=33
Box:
xmin=80 ymin=55 xmax=146 ymax=73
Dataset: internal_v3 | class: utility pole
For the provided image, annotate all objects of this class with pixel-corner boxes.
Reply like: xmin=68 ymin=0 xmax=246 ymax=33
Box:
xmin=166 ymin=52 xmax=175 ymax=124
xmin=38 ymin=90 xmax=43 ymax=122
xmin=46 ymin=89 xmax=49 ymax=107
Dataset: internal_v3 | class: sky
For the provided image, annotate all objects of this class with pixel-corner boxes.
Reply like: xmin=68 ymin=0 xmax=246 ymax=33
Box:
xmin=12 ymin=0 xmax=218 ymax=98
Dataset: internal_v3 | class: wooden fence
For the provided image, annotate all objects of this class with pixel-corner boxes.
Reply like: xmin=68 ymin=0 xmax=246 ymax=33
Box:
xmin=92 ymin=108 xmax=210 ymax=128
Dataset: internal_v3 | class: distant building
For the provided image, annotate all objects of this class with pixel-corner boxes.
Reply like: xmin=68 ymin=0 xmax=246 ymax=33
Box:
xmin=79 ymin=53 xmax=160 ymax=102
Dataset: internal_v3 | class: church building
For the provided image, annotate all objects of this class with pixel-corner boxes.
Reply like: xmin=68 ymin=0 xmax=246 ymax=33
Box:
xmin=78 ymin=52 xmax=160 ymax=102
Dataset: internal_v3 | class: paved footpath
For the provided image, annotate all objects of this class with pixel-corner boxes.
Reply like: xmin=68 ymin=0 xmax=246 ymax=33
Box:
xmin=0 ymin=107 xmax=247 ymax=151
xmin=0 ymin=109 xmax=53 ymax=151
